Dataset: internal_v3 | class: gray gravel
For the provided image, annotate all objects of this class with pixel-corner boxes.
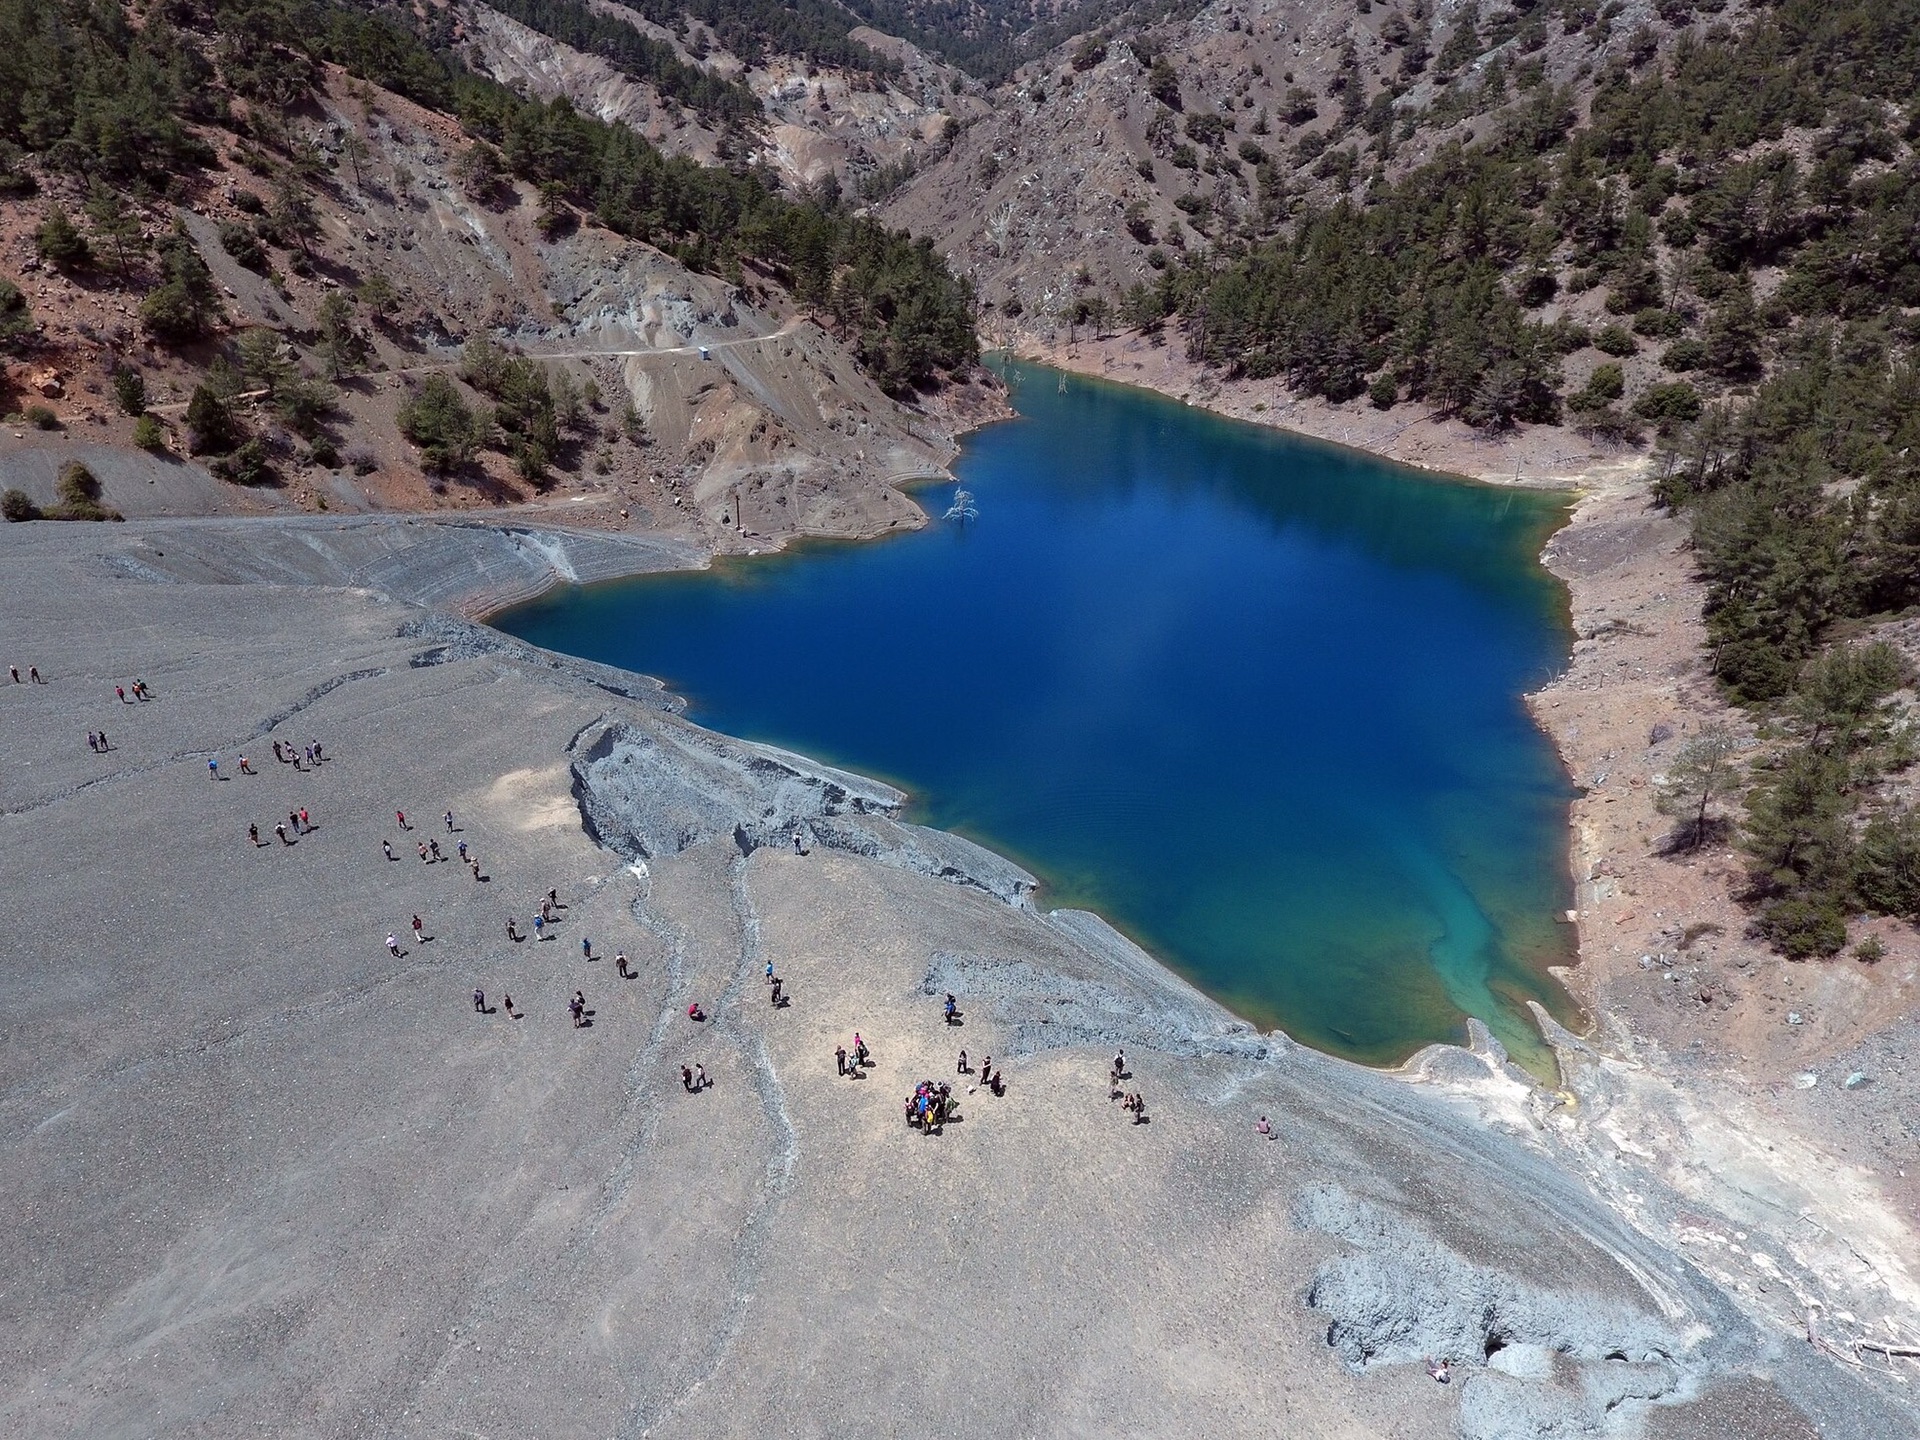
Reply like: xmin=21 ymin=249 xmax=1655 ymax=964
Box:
xmin=0 ymin=513 xmax=1910 ymax=1439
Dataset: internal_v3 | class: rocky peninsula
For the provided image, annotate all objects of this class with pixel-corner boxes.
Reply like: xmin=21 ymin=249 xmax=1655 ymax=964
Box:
xmin=1 ymin=512 xmax=1914 ymax=1438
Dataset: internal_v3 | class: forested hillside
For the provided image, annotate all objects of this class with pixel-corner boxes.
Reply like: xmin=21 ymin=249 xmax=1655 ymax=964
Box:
xmin=0 ymin=0 xmax=976 ymax=392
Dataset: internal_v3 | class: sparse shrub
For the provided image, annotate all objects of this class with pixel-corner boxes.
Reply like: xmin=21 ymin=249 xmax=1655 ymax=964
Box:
xmin=1147 ymin=57 xmax=1182 ymax=109
xmin=35 ymin=207 xmax=89 ymax=270
xmin=56 ymin=461 xmax=104 ymax=514
xmin=112 ymin=366 xmax=146 ymax=416
xmin=1593 ymin=325 xmax=1637 ymax=357
xmin=1633 ymin=307 xmax=1685 ymax=338
xmin=218 ymin=221 xmax=268 ymax=274
xmin=0 ymin=278 xmax=32 ymax=351
xmin=1661 ymin=337 xmax=1710 ymax=371
xmin=212 ymin=436 xmax=273 ymax=486
xmin=132 ymin=414 xmax=166 ymax=450
xmin=185 ymin=384 xmax=239 ymax=455
xmin=1569 ymin=362 xmax=1625 ymax=410
xmin=1632 ymin=382 xmax=1703 ymax=426
xmin=24 ymin=404 xmax=57 ymax=429
xmin=141 ymin=224 xmax=224 ymax=345
xmin=2 ymin=487 xmax=38 ymax=521
xmin=1071 ymin=38 xmax=1107 ymax=71
xmin=397 ymin=373 xmax=484 ymax=473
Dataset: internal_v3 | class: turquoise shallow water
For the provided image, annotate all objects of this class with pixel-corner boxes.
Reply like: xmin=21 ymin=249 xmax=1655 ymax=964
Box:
xmin=498 ymin=361 xmax=1580 ymax=1071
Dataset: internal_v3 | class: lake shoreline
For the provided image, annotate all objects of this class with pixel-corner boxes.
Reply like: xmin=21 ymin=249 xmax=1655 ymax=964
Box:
xmin=1008 ymin=339 xmax=1920 ymax=1343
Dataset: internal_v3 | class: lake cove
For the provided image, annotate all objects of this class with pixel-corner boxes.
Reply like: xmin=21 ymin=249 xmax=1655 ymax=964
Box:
xmin=497 ymin=361 xmax=1580 ymax=1073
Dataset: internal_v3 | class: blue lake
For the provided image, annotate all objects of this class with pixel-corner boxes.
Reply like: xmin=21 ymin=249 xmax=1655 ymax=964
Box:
xmin=497 ymin=361 xmax=1580 ymax=1071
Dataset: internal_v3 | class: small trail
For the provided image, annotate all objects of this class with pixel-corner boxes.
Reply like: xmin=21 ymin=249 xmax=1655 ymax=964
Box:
xmin=145 ymin=319 xmax=814 ymax=416
xmin=0 ymin=667 xmax=387 ymax=818
xmin=623 ymin=853 xmax=798 ymax=1438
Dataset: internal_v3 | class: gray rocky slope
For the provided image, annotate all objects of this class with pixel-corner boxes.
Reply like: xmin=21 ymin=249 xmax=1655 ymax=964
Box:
xmin=0 ymin=515 xmax=1909 ymax=1438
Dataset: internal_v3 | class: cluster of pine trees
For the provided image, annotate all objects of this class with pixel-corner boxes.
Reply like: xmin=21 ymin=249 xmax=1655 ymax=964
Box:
xmin=1654 ymin=323 xmax=1920 ymax=956
xmin=1119 ymin=0 xmax=1920 ymax=443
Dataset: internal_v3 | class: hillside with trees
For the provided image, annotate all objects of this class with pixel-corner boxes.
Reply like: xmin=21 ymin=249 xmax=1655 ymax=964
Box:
xmin=0 ymin=0 xmax=983 ymax=534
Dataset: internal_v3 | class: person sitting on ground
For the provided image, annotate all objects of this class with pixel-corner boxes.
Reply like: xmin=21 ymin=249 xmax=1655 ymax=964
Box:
xmin=687 ymin=1001 xmax=706 ymax=1023
xmin=1426 ymin=1358 xmax=1450 ymax=1384
xmin=1255 ymin=1115 xmax=1273 ymax=1138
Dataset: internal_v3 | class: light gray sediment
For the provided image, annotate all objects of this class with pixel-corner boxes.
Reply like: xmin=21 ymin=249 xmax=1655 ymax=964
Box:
xmin=1 ymin=512 xmax=1910 ymax=1440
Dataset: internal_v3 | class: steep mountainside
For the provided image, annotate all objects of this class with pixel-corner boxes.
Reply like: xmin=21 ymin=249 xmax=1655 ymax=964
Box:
xmin=0 ymin=0 xmax=992 ymax=542
xmin=883 ymin=0 xmax=1920 ymax=964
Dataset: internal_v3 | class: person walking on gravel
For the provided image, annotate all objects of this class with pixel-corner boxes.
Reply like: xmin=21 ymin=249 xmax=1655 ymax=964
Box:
xmin=445 ymin=811 xmax=455 ymax=832
xmin=412 ymin=915 xmax=425 ymax=944
xmin=387 ymin=933 xmax=402 ymax=958
xmin=382 ymin=840 xmax=394 ymax=861
xmin=396 ymin=810 xmax=408 ymax=830
xmin=473 ymin=988 xmax=486 ymax=1013
xmin=275 ymin=822 xmax=289 ymax=845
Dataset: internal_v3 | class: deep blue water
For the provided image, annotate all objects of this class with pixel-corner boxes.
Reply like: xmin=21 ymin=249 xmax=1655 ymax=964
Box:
xmin=498 ymin=361 xmax=1580 ymax=1070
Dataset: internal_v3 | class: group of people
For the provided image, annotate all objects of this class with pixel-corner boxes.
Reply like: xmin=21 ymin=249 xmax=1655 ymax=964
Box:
xmin=905 ymin=1080 xmax=955 ymax=1131
xmin=834 ymin=1032 xmax=871 ymax=1076
xmin=9 ymin=664 xmax=45 ymax=684
xmin=113 ymin=679 xmax=149 ymax=703
xmin=1108 ymin=1052 xmax=1146 ymax=1122
xmin=956 ymin=1049 xmax=1005 ymax=1096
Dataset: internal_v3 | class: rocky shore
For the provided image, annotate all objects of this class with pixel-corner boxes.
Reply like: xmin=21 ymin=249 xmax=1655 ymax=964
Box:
xmin=1 ymin=514 xmax=1914 ymax=1437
